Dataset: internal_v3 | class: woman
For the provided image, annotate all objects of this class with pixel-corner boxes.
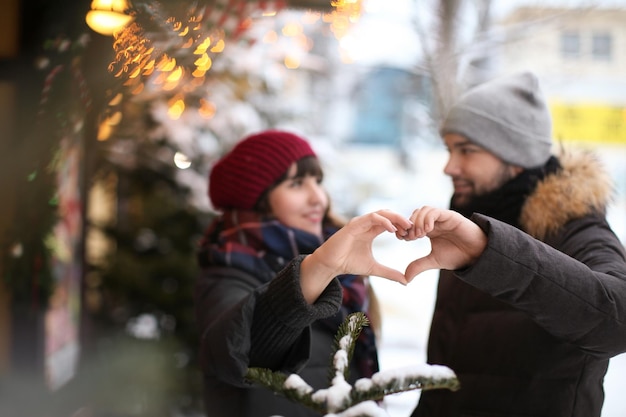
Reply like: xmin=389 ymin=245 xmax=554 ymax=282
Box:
xmin=194 ymin=130 xmax=410 ymax=417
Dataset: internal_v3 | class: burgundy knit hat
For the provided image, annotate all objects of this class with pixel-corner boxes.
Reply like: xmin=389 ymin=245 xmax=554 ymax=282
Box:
xmin=208 ymin=130 xmax=317 ymax=210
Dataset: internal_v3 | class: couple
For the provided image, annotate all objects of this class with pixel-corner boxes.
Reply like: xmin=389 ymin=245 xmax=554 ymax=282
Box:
xmin=194 ymin=72 xmax=626 ymax=417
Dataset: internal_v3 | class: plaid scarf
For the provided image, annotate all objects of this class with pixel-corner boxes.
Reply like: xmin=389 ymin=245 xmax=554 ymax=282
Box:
xmin=197 ymin=209 xmax=379 ymax=378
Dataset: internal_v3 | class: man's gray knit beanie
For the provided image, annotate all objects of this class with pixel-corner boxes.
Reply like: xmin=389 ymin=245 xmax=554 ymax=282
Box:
xmin=441 ymin=71 xmax=553 ymax=169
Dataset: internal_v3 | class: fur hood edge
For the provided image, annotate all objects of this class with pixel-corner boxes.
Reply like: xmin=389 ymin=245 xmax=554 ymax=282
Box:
xmin=520 ymin=148 xmax=614 ymax=240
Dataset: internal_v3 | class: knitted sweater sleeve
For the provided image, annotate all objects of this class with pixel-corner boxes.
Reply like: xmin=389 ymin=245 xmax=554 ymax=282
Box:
xmin=458 ymin=213 xmax=626 ymax=358
xmin=250 ymin=255 xmax=343 ymax=369
xmin=195 ymin=255 xmax=342 ymax=387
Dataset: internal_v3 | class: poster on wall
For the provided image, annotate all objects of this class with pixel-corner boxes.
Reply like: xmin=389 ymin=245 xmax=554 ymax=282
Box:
xmin=44 ymin=135 xmax=83 ymax=391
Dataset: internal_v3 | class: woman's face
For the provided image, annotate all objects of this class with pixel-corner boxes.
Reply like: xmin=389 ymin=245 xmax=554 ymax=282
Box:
xmin=268 ymin=162 xmax=329 ymax=237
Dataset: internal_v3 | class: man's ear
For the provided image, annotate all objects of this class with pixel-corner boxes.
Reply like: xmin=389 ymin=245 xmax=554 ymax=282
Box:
xmin=510 ymin=165 xmax=524 ymax=177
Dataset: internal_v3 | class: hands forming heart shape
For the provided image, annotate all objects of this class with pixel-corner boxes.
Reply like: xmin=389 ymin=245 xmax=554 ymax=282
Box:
xmin=299 ymin=206 xmax=488 ymax=304
xmin=314 ymin=207 xmax=488 ymax=282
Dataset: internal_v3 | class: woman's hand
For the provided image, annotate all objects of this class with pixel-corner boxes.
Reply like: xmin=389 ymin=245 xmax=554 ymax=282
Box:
xmin=401 ymin=206 xmax=488 ymax=282
xmin=299 ymin=210 xmax=412 ymax=304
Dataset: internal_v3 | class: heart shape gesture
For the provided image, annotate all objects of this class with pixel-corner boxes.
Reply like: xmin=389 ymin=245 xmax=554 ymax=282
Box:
xmin=300 ymin=207 xmax=487 ymax=304
xmin=401 ymin=206 xmax=488 ymax=282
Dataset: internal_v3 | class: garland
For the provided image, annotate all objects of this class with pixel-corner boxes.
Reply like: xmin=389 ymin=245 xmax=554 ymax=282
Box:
xmin=102 ymin=0 xmax=363 ymax=121
xmin=109 ymin=0 xmax=287 ymax=99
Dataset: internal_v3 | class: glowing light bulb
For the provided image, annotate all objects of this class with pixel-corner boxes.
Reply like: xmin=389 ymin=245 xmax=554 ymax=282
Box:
xmin=85 ymin=0 xmax=134 ymax=36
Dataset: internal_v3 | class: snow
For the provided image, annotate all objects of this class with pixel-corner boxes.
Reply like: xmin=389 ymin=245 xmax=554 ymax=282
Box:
xmin=311 ymin=377 xmax=352 ymax=412
xmin=339 ymin=334 xmax=353 ymax=350
xmin=371 ymin=364 xmax=456 ymax=387
xmin=333 ymin=347 xmax=350 ymax=372
xmin=353 ymin=377 xmax=373 ymax=392
xmin=284 ymin=374 xmax=313 ymax=395
xmin=325 ymin=401 xmax=390 ymax=417
xmin=282 ymin=306 xmax=458 ymax=417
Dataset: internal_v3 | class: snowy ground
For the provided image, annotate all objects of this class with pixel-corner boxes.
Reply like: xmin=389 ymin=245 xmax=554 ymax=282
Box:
xmin=370 ymin=233 xmax=626 ymax=417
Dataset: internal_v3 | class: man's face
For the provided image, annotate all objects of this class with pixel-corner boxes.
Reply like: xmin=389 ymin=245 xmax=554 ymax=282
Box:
xmin=443 ymin=133 xmax=523 ymax=207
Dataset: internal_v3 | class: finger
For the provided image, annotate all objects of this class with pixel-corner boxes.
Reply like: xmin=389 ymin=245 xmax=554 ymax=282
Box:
xmin=390 ymin=214 xmax=413 ymax=232
xmin=408 ymin=206 xmax=433 ymax=238
xmin=420 ymin=206 xmax=446 ymax=237
xmin=375 ymin=209 xmax=411 ymax=223
xmin=395 ymin=228 xmax=409 ymax=240
xmin=375 ymin=213 xmax=399 ymax=234
xmin=404 ymin=209 xmax=420 ymax=240
xmin=369 ymin=217 xmax=410 ymax=241
xmin=405 ymin=256 xmax=439 ymax=282
xmin=344 ymin=213 xmax=392 ymax=237
xmin=392 ymin=219 xmax=412 ymax=240
xmin=373 ymin=211 xmax=413 ymax=234
xmin=369 ymin=263 xmax=408 ymax=285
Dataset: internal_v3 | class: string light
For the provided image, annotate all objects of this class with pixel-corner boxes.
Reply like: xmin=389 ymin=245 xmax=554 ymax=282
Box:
xmin=173 ymin=152 xmax=192 ymax=169
xmin=328 ymin=0 xmax=363 ymax=39
xmin=85 ymin=0 xmax=134 ymax=36
xmin=103 ymin=0 xmax=362 ymax=121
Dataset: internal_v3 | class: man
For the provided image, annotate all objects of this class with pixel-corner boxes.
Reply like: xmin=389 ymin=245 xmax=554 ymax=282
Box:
xmin=403 ymin=72 xmax=626 ymax=417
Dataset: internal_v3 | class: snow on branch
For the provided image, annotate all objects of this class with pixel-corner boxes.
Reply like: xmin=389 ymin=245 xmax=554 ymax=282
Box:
xmin=246 ymin=312 xmax=460 ymax=417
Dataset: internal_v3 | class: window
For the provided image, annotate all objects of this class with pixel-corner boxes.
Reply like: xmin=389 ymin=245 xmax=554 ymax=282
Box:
xmin=592 ymin=32 xmax=612 ymax=60
xmin=560 ymin=30 xmax=580 ymax=58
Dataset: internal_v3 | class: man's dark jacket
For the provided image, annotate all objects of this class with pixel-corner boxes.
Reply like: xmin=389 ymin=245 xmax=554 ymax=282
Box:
xmin=414 ymin=150 xmax=626 ymax=417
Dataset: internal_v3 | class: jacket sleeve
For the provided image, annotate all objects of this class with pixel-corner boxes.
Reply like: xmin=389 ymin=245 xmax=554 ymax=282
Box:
xmin=194 ymin=255 xmax=343 ymax=387
xmin=457 ymin=213 xmax=626 ymax=359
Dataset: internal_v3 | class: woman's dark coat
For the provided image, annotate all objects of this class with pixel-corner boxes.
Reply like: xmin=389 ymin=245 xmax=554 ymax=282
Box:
xmin=195 ymin=256 xmax=357 ymax=417
xmin=414 ymin=151 xmax=626 ymax=417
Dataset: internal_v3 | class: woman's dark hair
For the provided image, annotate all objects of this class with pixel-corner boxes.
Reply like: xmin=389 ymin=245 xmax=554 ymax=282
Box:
xmin=254 ymin=156 xmax=324 ymax=215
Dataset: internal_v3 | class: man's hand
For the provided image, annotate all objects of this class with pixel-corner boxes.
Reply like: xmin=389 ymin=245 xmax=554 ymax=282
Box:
xmin=401 ymin=206 xmax=488 ymax=282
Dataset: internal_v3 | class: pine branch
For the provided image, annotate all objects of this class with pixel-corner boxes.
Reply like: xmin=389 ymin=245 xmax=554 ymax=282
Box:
xmin=246 ymin=312 xmax=460 ymax=417
xmin=329 ymin=311 xmax=369 ymax=382
xmin=246 ymin=368 xmax=326 ymax=413
xmin=351 ymin=363 xmax=460 ymax=403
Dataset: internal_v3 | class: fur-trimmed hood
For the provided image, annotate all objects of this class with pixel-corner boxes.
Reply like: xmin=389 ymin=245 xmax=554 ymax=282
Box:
xmin=520 ymin=149 xmax=614 ymax=240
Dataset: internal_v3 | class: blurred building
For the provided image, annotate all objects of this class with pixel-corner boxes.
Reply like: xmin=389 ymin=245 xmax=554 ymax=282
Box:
xmin=497 ymin=6 xmax=626 ymax=145
xmin=350 ymin=67 xmax=426 ymax=147
xmin=496 ymin=5 xmax=626 ymax=241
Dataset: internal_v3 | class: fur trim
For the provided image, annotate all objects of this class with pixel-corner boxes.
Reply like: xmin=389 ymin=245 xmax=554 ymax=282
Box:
xmin=520 ymin=148 xmax=614 ymax=240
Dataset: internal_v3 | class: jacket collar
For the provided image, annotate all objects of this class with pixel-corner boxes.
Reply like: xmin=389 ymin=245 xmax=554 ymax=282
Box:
xmin=520 ymin=149 xmax=613 ymax=240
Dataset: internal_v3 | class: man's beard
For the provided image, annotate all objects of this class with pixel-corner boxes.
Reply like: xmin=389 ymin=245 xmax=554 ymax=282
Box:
xmin=451 ymin=192 xmax=470 ymax=208
xmin=450 ymin=184 xmax=478 ymax=208
xmin=449 ymin=157 xmax=559 ymax=227
xmin=450 ymin=169 xmax=516 ymax=209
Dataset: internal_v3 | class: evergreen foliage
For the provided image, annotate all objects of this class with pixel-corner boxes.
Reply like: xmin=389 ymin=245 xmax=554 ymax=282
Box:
xmin=247 ymin=312 xmax=460 ymax=417
xmin=84 ymin=106 xmax=214 ymax=415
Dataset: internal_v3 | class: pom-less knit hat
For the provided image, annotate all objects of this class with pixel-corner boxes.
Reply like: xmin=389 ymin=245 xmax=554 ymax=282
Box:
xmin=208 ymin=130 xmax=316 ymax=210
xmin=441 ymin=71 xmax=553 ymax=169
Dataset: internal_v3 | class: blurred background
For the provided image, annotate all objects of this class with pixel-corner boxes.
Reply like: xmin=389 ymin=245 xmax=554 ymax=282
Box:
xmin=1 ymin=0 xmax=625 ymax=416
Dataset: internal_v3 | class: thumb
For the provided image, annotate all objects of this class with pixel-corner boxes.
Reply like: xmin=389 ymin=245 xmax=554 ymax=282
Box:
xmin=405 ymin=255 xmax=439 ymax=282
xmin=369 ymin=263 xmax=408 ymax=285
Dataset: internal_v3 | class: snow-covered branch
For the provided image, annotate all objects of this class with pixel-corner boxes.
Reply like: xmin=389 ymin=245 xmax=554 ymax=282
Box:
xmin=246 ymin=312 xmax=459 ymax=417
